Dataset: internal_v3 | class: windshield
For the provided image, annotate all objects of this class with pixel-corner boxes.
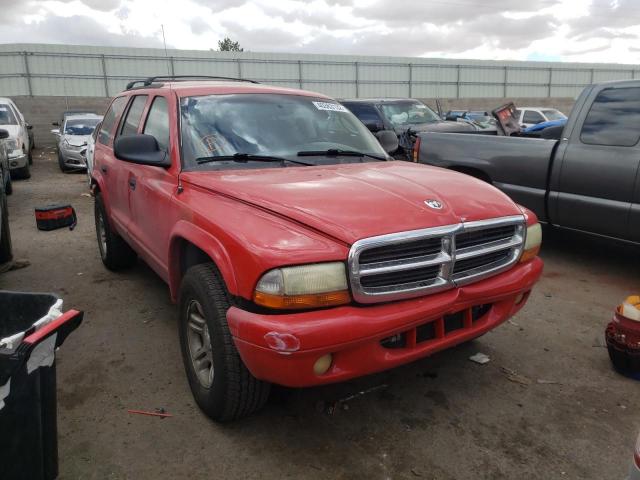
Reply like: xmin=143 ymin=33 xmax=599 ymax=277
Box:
xmin=64 ymin=118 xmax=101 ymax=135
xmin=542 ymin=109 xmax=566 ymax=121
xmin=380 ymin=101 xmax=441 ymax=126
xmin=0 ymin=105 xmax=17 ymax=125
xmin=180 ymin=94 xmax=387 ymax=170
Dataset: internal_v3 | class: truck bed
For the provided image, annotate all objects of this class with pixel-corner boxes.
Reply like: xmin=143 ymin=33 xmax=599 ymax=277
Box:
xmin=418 ymin=132 xmax=558 ymax=221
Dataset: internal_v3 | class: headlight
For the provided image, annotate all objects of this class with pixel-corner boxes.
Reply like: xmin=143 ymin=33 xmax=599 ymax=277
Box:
xmin=520 ymin=223 xmax=542 ymax=263
xmin=253 ymin=262 xmax=351 ymax=309
xmin=5 ymin=138 xmax=18 ymax=150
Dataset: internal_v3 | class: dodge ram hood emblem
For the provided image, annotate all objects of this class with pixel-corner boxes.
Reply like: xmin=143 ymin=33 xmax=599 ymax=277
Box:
xmin=424 ymin=199 xmax=443 ymax=210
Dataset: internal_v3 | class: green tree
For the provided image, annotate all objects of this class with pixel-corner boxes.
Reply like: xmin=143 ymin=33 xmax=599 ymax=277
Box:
xmin=218 ymin=37 xmax=244 ymax=52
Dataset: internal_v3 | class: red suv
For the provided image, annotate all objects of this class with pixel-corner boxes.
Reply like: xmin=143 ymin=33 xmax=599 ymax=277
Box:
xmin=91 ymin=76 xmax=543 ymax=421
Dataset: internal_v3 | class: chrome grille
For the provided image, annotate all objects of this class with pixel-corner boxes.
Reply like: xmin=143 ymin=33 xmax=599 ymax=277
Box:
xmin=348 ymin=216 xmax=526 ymax=304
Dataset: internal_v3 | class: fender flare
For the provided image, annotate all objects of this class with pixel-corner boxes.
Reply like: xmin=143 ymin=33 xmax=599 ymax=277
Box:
xmin=168 ymin=220 xmax=238 ymax=301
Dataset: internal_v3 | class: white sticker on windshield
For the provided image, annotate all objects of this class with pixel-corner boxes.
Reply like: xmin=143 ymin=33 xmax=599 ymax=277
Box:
xmin=415 ymin=104 xmax=427 ymax=109
xmin=312 ymin=101 xmax=349 ymax=113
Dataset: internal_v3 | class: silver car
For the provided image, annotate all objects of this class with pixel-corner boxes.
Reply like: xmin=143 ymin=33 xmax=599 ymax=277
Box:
xmin=52 ymin=114 xmax=102 ymax=172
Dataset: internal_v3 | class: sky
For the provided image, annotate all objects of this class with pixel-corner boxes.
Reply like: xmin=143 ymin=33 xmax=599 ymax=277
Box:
xmin=0 ymin=0 xmax=639 ymax=63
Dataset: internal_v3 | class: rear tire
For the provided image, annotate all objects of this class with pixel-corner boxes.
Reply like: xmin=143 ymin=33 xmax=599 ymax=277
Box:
xmin=94 ymin=192 xmax=137 ymax=270
xmin=179 ymin=263 xmax=270 ymax=422
xmin=0 ymin=191 xmax=13 ymax=265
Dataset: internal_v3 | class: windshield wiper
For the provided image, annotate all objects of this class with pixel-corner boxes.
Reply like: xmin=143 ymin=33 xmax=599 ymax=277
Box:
xmin=196 ymin=153 xmax=312 ymax=166
xmin=297 ymin=149 xmax=387 ymax=161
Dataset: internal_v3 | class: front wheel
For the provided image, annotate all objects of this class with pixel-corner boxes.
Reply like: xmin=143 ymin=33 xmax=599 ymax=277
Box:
xmin=94 ymin=193 xmax=137 ymax=270
xmin=0 ymin=192 xmax=13 ymax=265
xmin=179 ymin=264 xmax=270 ymax=422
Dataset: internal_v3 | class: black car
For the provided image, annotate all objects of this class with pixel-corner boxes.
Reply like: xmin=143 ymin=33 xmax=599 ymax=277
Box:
xmin=340 ymin=98 xmax=476 ymax=158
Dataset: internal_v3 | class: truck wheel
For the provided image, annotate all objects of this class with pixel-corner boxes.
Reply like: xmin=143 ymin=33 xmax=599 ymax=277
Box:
xmin=94 ymin=193 xmax=136 ymax=270
xmin=0 ymin=193 xmax=13 ymax=265
xmin=179 ymin=263 xmax=270 ymax=422
xmin=12 ymin=161 xmax=30 ymax=180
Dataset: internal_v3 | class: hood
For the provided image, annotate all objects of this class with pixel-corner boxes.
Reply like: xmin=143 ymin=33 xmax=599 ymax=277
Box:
xmin=181 ymin=161 xmax=523 ymax=245
xmin=62 ymin=134 xmax=90 ymax=147
xmin=396 ymin=121 xmax=476 ymax=134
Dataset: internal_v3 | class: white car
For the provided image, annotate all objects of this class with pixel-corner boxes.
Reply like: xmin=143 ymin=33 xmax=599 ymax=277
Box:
xmin=85 ymin=120 xmax=101 ymax=185
xmin=0 ymin=97 xmax=31 ymax=179
xmin=514 ymin=107 xmax=567 ymax=128
xmin=52 ymin=113 xmax=102 ymax=172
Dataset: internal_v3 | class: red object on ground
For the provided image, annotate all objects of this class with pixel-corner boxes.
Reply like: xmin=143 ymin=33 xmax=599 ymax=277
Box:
xmin=127 ymin=409 xmax=173 ymax=418
xmin=606 ymin=311 xmax=640 ymax=374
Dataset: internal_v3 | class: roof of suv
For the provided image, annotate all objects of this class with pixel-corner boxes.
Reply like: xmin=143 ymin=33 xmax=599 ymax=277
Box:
xmin=125 ymin=79 xmax=330 ymax=99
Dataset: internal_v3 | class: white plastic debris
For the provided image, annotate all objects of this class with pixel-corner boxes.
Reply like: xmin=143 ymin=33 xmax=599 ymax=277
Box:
xmin=469 ymin=353 xmax=490 ymax=365
xmin=26 ymin=333 xmax=58 ymax=374
xmin=0 ymin=299 xmax=63 ymax=351
xmin=0 ymin=379 xmax=10 ymax=411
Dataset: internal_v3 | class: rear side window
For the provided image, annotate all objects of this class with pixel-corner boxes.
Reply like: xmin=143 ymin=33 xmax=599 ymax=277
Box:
xmin=580 ymin=87 xmax=640 ymax=147
xmin=343 ymin=103 xmax=383 ymax=127
xmin=523 ymin=110 xmax=544 ymax=124
xmin=143 ymin=97 xmax=170 ymax=152
xmin=98 ymin=96 xmax=127 ymax=145
xmin=119 ymin=95 xmax=148 ymax=136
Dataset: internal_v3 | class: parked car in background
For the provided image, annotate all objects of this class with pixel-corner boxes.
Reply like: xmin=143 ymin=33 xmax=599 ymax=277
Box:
xmin=413 ymin=80 xmax=640 ymax=244
xmin=91 ymin=76 xmax=542 ymax=422
xmin=0 ymin=129 xmax=12 ymax=266
xmin=0 ymin=97 xmax=31 ymax=179
xmin=52 ymin=113 xmax=102 ymax=172
xmin=341 ymin=98 xmax=476 ymax=157
xmin=514 ymin=107 xmax=567 ymax=128
xmin=85 ymin=121 xmax=101 ymax=185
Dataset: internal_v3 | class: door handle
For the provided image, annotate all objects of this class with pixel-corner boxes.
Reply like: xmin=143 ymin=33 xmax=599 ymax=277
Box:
xmin=129 ymin=177 xmax=137 ymax=191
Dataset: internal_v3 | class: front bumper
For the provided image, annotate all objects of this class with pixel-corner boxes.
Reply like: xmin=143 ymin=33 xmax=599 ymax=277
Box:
xmin=60 ymin=149 xmax=87 ymax=169
xmin=227 ymin=257 xmax=543 ymax=387
xmin=8 ymin=154 xmax=27 ymax=170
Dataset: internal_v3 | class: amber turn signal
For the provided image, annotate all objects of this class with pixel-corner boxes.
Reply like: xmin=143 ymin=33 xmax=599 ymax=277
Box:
xmin=254 ymin=290 xmax=351 ymax=310
xmin=519 ymin=223 xmax=542 ymax=263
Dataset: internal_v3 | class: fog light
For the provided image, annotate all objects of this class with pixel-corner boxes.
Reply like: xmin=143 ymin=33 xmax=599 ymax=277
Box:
xmin=10 ymin=161 xmax=17 ymax=167
xmin=313 ymin=353 xmax=332 ymax=375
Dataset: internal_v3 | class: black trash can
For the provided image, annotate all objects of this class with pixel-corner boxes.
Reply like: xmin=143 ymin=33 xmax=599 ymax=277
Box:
xmin=0 ymin=291 xmax=83 ymax=480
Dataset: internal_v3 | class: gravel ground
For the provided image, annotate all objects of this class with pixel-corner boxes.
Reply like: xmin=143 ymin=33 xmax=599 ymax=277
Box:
xmin=1 ymin=149 xmax=639 ymax=480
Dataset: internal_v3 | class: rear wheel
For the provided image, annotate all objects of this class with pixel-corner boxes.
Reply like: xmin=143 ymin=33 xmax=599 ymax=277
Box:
xmin=0 ymin=192 xmax=13 ymax=265
xmin=94 ymin=193 xmax=137 ymax=270
xmin=179 ymin=263 xmax=270 ymax=422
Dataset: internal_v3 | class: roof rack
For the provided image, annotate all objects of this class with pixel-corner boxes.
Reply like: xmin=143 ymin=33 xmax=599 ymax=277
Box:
xmin=125 ymin=75 xmax=259 ymax=90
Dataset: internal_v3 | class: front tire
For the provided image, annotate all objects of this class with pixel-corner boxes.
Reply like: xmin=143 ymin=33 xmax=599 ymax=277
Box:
xmin=0 ymin=192 xmax=13 ymax=265
xmin=94 ymin=193 xmax=137 ymax=270
xmin=58 ymin=151 xmax=69 ymax=173
xmin=179 ymin=264 xmax=270 ymax=422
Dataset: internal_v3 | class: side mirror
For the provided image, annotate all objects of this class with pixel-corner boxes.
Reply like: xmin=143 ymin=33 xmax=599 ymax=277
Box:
xmin=0 ymin=129 xmax=9 ymax=140
xmin=51 ymin=129 xmax=60 ymax=136
xmin=26 ymin=123 xmax=33 ymax=130
xmin=364 ymin=121 xmax=383 ymax=133
xmin=52 ymin=122 xmax=59 ymax=126
xmin=375 ymin=130 xmax=399 ymax=154
xmin=114 ymin=134 xmax=171 ymax=167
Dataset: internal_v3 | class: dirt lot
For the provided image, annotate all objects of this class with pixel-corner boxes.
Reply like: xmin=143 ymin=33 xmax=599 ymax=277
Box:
xmin=1 ymin=149 xmax=639 ymax=479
